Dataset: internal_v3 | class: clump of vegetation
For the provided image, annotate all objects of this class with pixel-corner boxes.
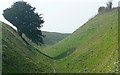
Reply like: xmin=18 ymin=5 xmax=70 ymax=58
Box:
xmin=98 ymin=0 xmax=113 ymax=13
xmin=98 ymin=6 xmax=106 ymax=13
xmin=3 ymin=1 xmax=44 ymax=45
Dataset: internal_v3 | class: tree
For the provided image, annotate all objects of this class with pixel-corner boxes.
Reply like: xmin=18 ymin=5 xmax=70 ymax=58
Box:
xmin=106 ymin=0 xmax=112 ymax=9
xmin=3 ymin=1 xmax=44 ymax=45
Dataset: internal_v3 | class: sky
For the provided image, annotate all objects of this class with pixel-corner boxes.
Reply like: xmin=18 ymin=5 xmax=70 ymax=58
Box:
xmin=0 ymin=0 xmax=119 ymax=33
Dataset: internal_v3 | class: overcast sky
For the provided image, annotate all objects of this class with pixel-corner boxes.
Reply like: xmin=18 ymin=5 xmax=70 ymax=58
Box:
xmin=0 ymin=0 xmax=119 ymax=33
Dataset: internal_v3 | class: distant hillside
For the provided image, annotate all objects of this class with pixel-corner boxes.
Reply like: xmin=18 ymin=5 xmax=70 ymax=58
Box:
xmin=42 ymin=31 xmax=70 ymax=45
xmin=22 ymin=28 xmax=70 ymax=49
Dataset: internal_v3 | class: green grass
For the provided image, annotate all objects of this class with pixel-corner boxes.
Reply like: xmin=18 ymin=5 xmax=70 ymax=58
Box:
xmin=2 ymin=22 xmax=54 ymax=73
xmin=39 ymin=9 xmax=118 ymax=73
xmin=2 ymin=8 xmax=119 ymax=73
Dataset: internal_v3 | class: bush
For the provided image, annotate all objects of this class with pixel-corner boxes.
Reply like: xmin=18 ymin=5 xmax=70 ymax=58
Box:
xmin=98 ymin=6 xmax=105 ymax=13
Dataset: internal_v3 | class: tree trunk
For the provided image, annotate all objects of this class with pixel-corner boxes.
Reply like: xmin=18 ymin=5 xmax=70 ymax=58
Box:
xmin=18 ymin=29 xmax=22 ymax=38
xmin=17 ymin=29 xmax=29 ymax=45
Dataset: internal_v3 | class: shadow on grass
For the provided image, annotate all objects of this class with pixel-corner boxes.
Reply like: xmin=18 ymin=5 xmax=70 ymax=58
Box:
xmin=52 ymin=48 xmax=76 ymax=60
xmin=33 ymin=46 xmax=76 ymax=60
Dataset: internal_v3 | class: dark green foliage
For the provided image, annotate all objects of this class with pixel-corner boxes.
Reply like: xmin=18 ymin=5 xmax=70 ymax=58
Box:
xmin=3 ymin=1 xmax=44 ymax=45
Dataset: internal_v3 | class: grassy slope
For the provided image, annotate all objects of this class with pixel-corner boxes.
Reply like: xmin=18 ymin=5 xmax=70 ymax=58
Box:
xmin=2 ymin=22 xmax=54 ymax=73
xmin=41 ymin=10 xmax=118 ymax=73
xmin=1 ymin=21 xmax=70 ymax=73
